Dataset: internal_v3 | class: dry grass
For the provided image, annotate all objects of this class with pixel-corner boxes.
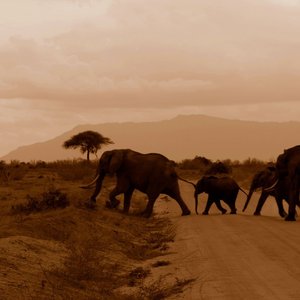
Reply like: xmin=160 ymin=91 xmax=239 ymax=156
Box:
xmin=136 ymin=275 xmax=196 ymax=300
xmin=0 ymin=164 xmax=188 ymax=299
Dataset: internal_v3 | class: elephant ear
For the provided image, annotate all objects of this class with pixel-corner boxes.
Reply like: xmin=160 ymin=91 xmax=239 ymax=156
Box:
xmin=108 ymin=150 xmax=124 ymax=174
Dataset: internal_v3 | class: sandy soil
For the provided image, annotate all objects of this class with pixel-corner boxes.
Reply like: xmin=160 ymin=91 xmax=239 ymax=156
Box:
xmin=155 ymin=182 xmax=300 ymax=300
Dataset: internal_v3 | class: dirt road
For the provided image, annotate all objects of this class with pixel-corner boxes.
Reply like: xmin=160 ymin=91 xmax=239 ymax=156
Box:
xmin=157 ymin=182 xmax=300 ymax=300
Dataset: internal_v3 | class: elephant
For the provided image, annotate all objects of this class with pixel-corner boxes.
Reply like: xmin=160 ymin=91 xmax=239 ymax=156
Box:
xmin=242 ymin=165 xmax=292 ymax=218
xmin=194 ymin=175 xmax=248 ymax=215
xmin=81 ymin=149 xmax=191 ymax=217
xmin=275 ymin=145 xmax=300 ymax=221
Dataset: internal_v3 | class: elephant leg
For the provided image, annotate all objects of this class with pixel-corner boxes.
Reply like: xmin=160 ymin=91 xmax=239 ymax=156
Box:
xmin=165 ymin=185 xmax=191 ymax=216
xmin=286 ymin=180 xmax=299 ymax=221
xmin=227 ymin=197 xmax=237 ymax=214
xmin=254 ymin=192 xmax=268 ymax=216
xmin=141 ymin=193 xmax=160 ymax=218
xmin=123 ymin=187 xmax=134 ymax=213
xmin=276 ymin=197 xmax=287 ymax=218
xmin=203 ymin=195 xmax=214 ymax=215
xmin=215 ymin=199 xmax=227 ymax=214
xmin=107 ymin=187 xmax=122 ymax=208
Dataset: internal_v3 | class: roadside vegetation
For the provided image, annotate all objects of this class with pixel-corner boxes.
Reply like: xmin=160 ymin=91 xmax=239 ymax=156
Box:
xmin=0 ymin=156 xmax=270 ymax=299
xmin=177 ymin=156 xmax=270 ymax=187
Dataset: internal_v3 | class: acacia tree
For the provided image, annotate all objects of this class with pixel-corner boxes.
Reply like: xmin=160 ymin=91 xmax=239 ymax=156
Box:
xmin=63 ymin=131 xmax=114 ymax=161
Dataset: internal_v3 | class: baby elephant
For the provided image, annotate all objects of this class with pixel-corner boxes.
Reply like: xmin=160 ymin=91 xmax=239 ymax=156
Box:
xmin=194 ymin=176 xmax=248 ymax=215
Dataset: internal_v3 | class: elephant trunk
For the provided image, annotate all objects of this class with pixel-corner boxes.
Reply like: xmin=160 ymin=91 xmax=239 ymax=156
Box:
xmin=242 ymin=188 xmax=254 ymax=212
xmin=90 ymin=171 xmax=106 ymax=202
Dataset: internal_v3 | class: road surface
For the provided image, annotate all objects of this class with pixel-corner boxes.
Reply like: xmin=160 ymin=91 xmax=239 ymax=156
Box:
xmin=156 ymin=182 xmax=300 ymax=300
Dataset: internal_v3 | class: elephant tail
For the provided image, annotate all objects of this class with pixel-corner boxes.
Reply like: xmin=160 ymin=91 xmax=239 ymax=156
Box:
xmin=177 ymin=176 xmax=196 ymax=187
xmin=239 ymin=186 xmax=249 ymax=197
xmin=80 ymin=174 xmax=99 ymax=189
xmin=242 ymin=189 xmax=253 ymax=212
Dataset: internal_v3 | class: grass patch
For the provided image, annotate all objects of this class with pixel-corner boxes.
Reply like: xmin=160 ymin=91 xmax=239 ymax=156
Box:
xmin=128 ymin=267 xmax=151 ymax=287
xmin=137 ymin=275 xmax=196 ymax=300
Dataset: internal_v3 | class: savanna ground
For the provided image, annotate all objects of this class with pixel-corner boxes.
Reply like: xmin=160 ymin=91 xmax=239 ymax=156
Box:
xmin=0 ymin=158 xmax=299 ymax=299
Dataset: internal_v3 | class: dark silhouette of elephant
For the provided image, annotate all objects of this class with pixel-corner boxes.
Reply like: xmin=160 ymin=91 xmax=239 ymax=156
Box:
xmin=276 ymin=145 xmax=300 ymax=221
xmin=242 ymin=165 xmax=292 ymax=218
xmin=81 ymin=149 xmax=191 ymax=217
xmin=194 ymin=176 xmax=248 ymax=215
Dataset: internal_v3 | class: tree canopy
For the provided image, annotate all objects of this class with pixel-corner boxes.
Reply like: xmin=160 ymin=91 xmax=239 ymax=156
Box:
xmin=63 ymin=131 xmax=114 ymax=161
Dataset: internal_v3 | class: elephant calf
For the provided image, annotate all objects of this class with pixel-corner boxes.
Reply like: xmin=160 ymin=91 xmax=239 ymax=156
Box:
xmin=194 ymin=176 xmax=248 ymax=215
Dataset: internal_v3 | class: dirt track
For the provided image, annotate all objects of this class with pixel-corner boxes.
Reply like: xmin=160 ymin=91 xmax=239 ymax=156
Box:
xmin=157 ymin=182 xmax=300 ymax=300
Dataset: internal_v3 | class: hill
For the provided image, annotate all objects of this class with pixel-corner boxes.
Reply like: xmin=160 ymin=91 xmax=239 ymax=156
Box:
xmin=1 ymin=115 xmax=300 ymax=162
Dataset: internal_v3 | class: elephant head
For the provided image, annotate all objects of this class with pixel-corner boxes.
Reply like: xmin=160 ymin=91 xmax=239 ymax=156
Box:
xmin=242 ymin=166 xmax=277 ymax=212
xmin=97 ymin=150 xmax=124 ymax=175
xmin=80 ymin=150 xmax=124 ymax=199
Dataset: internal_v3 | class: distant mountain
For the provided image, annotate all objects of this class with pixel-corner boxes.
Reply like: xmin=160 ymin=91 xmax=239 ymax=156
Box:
xmin=1 ymin=115 xmax=299 ymax=162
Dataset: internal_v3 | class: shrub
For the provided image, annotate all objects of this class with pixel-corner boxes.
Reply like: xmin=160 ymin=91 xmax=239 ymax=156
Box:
xmin=178 ymin=156 xmax=212 ymax=171
xmin=205 ymin=161 xmax=232 ymax=175
xmin=11 ymin=186 xmax=69 ymax=214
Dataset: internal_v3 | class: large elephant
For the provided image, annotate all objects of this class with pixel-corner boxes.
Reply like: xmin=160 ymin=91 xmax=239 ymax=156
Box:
xmin=276 ymin=145 xmax=300 ymax=221
xmin=194 ymin=176 xmax=248 ymax=215
xmin=242 ymin=165 xmax=291 ymax=217
xmin=81 ymin=149 xmax=191 ymax=217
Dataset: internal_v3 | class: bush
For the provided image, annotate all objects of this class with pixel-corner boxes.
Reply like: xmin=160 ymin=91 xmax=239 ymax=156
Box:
xmin=178 ymin=156 xmax=212 ymax=171
xmin=11 ymin=186 xmax=69 ymax=214
xmin=205 ymin=161 xmax=232 ymax=175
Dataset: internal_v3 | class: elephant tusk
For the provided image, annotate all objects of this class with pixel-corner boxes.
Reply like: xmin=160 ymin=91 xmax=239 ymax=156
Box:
xmin=79 ymin=174 xmax=99 ymax=189
xmin=264 ymin=179 xmax=279 ymax=192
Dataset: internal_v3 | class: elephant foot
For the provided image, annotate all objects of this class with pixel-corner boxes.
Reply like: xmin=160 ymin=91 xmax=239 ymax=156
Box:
xmin=279 ymin=211 xmax=288 ymax=218
xmin=221 ymin=209 xmax=227 ymax=215
xmin=85 ymin=200 xmax=96 ymax=210
xmin=285 ymin=214 xmax=296 ymax=221
xmin=253 ymin=211 xmax=261 ymax=216
xmin=106 ymin=199 xmax=120 ymax=209
xmin=202 ymin=211 xmax=209 ymax=215
xmin=230 ymin=210 xmax=237 ymax=215
xmin=181 ymin=209 xmax=191 ymax=216
xmin=140 ymin=211 xmax=152 ymax=218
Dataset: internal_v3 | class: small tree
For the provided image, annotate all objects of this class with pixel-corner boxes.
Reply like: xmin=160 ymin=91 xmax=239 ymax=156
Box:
xmin=63 ymin=131 xmax=114 ymax=161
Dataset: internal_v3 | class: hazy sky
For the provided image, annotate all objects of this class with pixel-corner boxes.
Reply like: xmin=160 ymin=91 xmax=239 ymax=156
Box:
xmin=1 ymin=0 xmax=300 ymax=156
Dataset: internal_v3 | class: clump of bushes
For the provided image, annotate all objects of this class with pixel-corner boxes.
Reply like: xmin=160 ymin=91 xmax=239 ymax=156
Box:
xmin=11 ymin=187 xmax=69 ymax=214
xmin=178 ymin=156 xmax=212 ymax=171
xmin=205 ymin=161 xmax=232 ymax=175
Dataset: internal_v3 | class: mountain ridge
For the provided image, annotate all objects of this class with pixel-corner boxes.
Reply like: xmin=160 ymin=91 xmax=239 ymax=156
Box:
xmin=1 ymin=115 xmax=299 ymax=162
